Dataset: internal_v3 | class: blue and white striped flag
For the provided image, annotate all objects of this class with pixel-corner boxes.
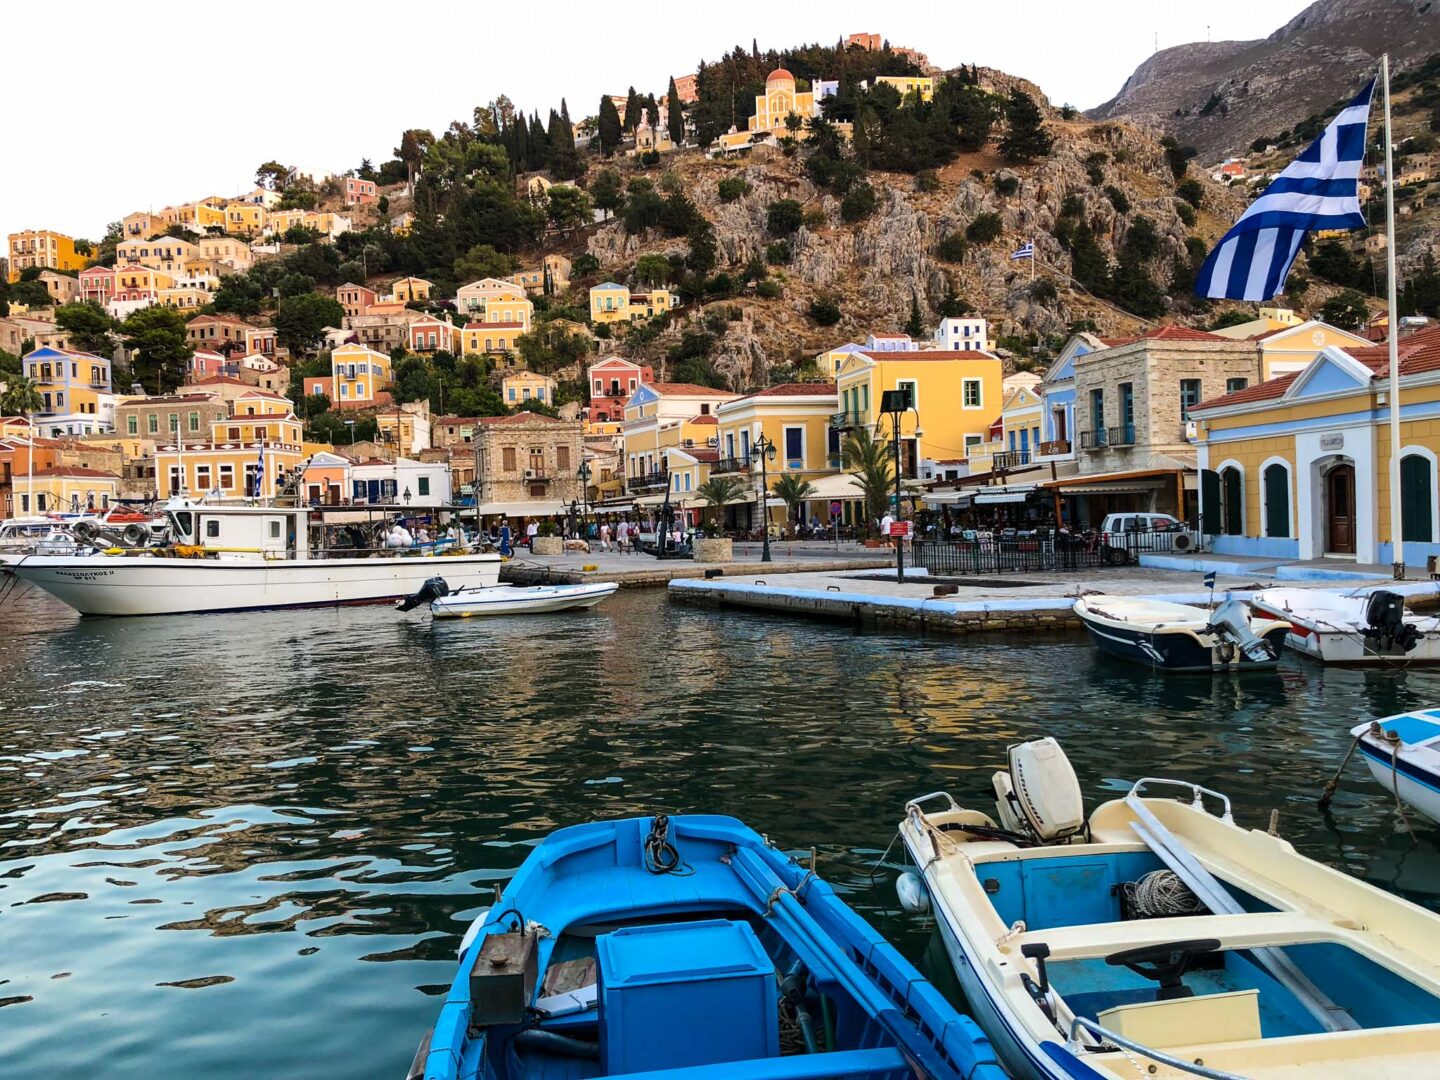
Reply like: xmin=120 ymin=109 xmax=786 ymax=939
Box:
xmin=1203 ymin=571 xmax=1217 ymax=589
xmin=1195 ymin=78 xmax=1375 ymax=301
xmin=251 ymin=442 xmax=265 ymax=498
xmin=1010 ymin=240 xmax=1035 ymax=261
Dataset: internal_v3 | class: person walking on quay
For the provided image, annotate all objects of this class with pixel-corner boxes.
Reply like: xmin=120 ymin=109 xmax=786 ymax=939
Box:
xmin=526 ymin=519 xmax=539 ymax=550
xmin=498 ymin=519 xmax=513 ymax=557
xmin=599 ymin=521 xmax=611 ymax=552
xmin=616 ymin=518 xmax=629 ymax=553
xmin=880 ymin=510 xmax=894 ymax=547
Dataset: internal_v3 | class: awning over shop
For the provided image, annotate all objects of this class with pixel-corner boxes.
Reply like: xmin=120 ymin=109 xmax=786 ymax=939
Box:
xmin=801 ymin=473 xmax=866 ymax=501
xmin=466 ymin=500 xmax=569 ymax=517
xmin=972 ymin=490 xmax=1030 ymax=505
xmin=1042 ymin=467 xmax=1191 ymax=497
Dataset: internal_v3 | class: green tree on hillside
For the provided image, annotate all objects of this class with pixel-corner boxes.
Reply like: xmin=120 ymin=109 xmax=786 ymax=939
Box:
xmin=121 ymin=306 xmax=193 ymax=394
xmin=1321 ymin=290 xmax=1370 ymax=331
xmin=667 ymin=77 xmax=686 ymax=146
xmin=275 ymin=293 xmax=345 ymax=356
xmin=545 ymin=185 xmax=593 ymax=233
xmin=999 ymin=89 xmax=1053 ymax=163
xmin=55 ymin=302 xmax=118 ymax=354
xmin=623 ymin=87 xmax=641 ymax=133
xmin=598 ymin=96 xmax=623 ymax=156
xmin=454 ymin=244 xmax=518 ymax=283
xmin=591 ymin=168 xmax=624 ymax=219
xmin=0 ymin=375 xmax=44 ymax=416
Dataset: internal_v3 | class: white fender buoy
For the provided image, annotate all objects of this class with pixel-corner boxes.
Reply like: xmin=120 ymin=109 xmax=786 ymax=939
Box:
xmin=457 ymin=907 xmax=491 ymax=958
xmin=896 ymin=871 xmax=931 ymax=915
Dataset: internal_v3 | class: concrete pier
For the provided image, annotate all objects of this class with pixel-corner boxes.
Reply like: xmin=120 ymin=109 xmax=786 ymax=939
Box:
xmin=500 ymin=545 xmax=892 ymax=588
xmin=668 ymin=565 xmax=1411 ymax=635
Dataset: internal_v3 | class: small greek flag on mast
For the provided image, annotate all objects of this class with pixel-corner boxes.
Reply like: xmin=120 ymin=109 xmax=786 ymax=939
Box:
xmin=1195 ymin=78 xmax=1375 ymax=301
xmin=1010 ymin=239 xmax=1035 ymax=260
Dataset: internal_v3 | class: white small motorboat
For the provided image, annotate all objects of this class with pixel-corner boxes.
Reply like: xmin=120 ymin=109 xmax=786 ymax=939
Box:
xmin=1252 ymin=587 xmax=1440 ymax=665
xmin=898 ymin=737 xmax=1440 ymax=1080
xmin=1348 ymin=710 xmax=1440 ymax=824
xmin=397 ymin=576 xmax=618 ymax=618
xmin=1073 ymin=594 xmax=1289 ymax=672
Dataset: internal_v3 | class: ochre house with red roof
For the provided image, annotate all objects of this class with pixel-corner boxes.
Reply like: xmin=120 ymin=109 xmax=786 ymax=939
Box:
xmin=621 ymin=381 xmax=737 ymax=503
xmin=1188 ymin=323 xmax=1440 ymax=567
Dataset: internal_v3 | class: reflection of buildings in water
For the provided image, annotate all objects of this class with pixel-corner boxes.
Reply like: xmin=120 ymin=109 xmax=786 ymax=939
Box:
xmin=1359 ymin=829 xmax=1440 ymax=911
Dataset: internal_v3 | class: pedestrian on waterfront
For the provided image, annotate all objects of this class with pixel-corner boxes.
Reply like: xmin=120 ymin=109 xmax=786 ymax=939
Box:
xmin=616 ymin=518 xmax=629 ymax=552
xmin=880 ymin=511 xmax=894 ymax=546
xmin=498 ymin=520 xmax=513 ymax=557
xmin=526 ymin=520 xmax=539 ymax=550
xmin=599 ymin=521 xmax=611 ymax=551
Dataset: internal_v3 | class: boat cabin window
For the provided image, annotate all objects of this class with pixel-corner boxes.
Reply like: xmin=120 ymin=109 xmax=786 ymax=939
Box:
xmin=269 ymin=521 xmax=281 ymax=539
xmin=206 ymin=520 xmax=221 ymax=539
xmin=170 ymin=511 xmax=194 ymax=539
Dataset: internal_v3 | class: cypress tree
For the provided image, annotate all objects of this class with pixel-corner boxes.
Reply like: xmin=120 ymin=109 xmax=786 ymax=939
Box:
xmin=905 ymin=290 xmax=925 ymax=338
xmin=999 ymin=89 xmax=1054 ymax=164
xmin=598 ymin=96 xmax=622 ymax=156
xmin=667 ymin=77 xmax=685 ymax=146
xmin=529 ymin=112 xmax=549 ymax=169
xmin=623 ymin=86 xmax=640 ymax=133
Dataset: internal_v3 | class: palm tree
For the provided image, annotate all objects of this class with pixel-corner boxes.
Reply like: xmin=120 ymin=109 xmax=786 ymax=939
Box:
xmin=771 ymin=472 xmax=817 ymax=526
xmin=695 ymin=474 xmax=747 ymax=533
xmin=0 ymin=375 xmax=44 ymax=418
xmin=841 ymin=426 xmax=894 ymax=535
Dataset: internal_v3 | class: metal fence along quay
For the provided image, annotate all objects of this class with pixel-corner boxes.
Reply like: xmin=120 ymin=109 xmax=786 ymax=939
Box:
xmin=913 ymin=524 xmax=1202 ymax=576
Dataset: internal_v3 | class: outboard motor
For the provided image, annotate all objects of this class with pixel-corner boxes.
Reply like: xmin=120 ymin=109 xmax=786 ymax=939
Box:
xmin=1362 ymin=590 xmax=1420 ymax=654
xmin=1207 ymin=598 xmax=1275 ymax=663
xmin=992 ymin=737 xmax=1085 ymax=845
xmin=395 ymin=576 xmax=450 ymax=612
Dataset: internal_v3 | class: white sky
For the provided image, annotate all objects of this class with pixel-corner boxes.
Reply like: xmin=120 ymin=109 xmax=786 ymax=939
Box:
xmin=4 ymin=0 xmax=1312 ymax=247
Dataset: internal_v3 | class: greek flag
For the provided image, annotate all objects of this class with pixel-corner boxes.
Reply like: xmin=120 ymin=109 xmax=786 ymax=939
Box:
xmin=1195 ymin=78 xmax=1375 ymax=301
xmin=1203 ymin=571 xmax=1217 ymax=588
xmin=251 ymin=442 xmax=265 ymax=498
xmin=1010 ymin=240 xmax=1035 ymax=260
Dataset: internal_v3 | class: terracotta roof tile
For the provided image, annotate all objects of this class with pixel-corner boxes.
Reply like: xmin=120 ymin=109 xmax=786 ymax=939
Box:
xmin=647 ymin=382 xmax=737 ymax=396
xmin=690 ymin=414 xmax=718 ymax=424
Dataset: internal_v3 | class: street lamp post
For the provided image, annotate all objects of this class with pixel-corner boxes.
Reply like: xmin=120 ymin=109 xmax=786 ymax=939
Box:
xmin=753 ymin=433 xmax=778 ymax=563
xmin=880 ymin=389 xmax=922 ymax=583
xmin=577 ymin=461 xmax=592 ymax=534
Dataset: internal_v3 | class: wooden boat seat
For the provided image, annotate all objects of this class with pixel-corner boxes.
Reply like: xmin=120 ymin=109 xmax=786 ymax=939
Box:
xmin=1005 ymin=911 xmax=1344 ymax=961
xmin=1098 ymin=989 xmax=1262 ymax=1048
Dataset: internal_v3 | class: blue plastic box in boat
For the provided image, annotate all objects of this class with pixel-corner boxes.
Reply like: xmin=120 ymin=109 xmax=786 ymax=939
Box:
xmin=597 ymin=919 xmax=779 ymax=1074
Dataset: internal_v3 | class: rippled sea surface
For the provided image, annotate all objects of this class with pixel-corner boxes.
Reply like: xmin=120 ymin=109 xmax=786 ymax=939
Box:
xmin=5 ymin=585 xmax=1440 ymax=1077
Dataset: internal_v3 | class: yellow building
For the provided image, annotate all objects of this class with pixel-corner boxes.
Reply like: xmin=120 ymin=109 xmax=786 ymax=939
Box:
xmin=390 ymin=276 xmax=432 ymax=303
xmin=160 ymin=202 xmax=226 ymax=233
xmin=502 ymin=371 xmax=556 ymax=408
xmin=1249 ymin=319 xmax=1373 ymax=379
xmin=224 ymin=203 xmax=267 ymax=235
xmin=326 ymin=343 xmax=393 ymax=407
xmin=116 ymin=236 xmax=198 ymax=273
xmin=460 ymin=321 xmax=525 ymax=356
xmin=1189 ymin=325 xmax=1440 ymax=568
xmin=712 ymin=382 xmax=843 ymax=525
xmin=835 ymin=347 xmax=1004 ymax=476
xmin=194 ymin=235 xmax=254 ymax=272
xmin=114 ymin=263 xmax=176 ymax=297
xmin=876 ymin=75 xmax=935 ymax=102
xmin=22 ymin=347 xmax=112 ymax=419
xmin=159 ymin=286 xmax=211 ymax=311
xmin=11 ymin=466 xmax=121 ymax=514
xmin=718 ymin=68 xmax=817 ymax=151
xmin=7 ymin=230 xmax=85 ymax=282
xmin=622 ymin=382 xmax=736 ymax=497
xmin=122 ymin=211 xmax=164 ymax=240
xmin=589 ymin=282 xmax=675 ymax=324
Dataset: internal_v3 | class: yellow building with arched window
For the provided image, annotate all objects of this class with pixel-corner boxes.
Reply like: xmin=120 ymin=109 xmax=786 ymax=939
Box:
xmin=718 ymin=68 xmax=820 ymax=151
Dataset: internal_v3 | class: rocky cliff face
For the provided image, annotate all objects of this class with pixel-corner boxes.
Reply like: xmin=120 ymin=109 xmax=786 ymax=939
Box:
xmin=1091 ymin=0 xmax=1440 ymax=160
xmin=586 ymin=97 xmax=1247 ymax=390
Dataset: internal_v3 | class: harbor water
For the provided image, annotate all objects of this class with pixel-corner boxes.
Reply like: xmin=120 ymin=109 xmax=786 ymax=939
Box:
xmin=4 ymin=587 xmax=1440 ymax=1078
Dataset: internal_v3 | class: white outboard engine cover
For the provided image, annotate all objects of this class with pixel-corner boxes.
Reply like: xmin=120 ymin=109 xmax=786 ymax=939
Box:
xmin=1208 ymin=598 xmax=1274 ymax=663
xmin=992 ymin=738 xmax=1085 ymax=843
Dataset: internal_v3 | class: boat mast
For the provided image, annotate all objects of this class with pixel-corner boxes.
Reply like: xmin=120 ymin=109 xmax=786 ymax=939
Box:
xmin=26 ymin=409 xmax=34 ymax=515
xmin=1383 ymin=54 xmax=1404 ymax=578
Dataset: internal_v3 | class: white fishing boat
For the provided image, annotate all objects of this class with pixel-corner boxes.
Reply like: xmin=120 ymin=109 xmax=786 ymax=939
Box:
xmin=1073 ymin=595 xmax=1289 ymax=672
xmin=3 ymin=498 xmax=500 ymax=617
xmin=898 ymin=738 xmax=1440 ymax=1079
xmin=1252 ymin=587 xmax=1440 ymax=665
xmin=396 ymin=577 xmax=617 ymax=617
xmin=1349 ymin=710 xmax=1440 ymax=824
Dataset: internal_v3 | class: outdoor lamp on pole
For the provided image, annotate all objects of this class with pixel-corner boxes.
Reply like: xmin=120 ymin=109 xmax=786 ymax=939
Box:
xmin=402 ymin=486 xmax=412 ymax=505
xmin=577 ymin=461 xmax=592 ymax=527
xmin=880 ymin=388 xmax=921 ymax=583
xmin=753 ymin=433 xmax=778 ymax=563
xmin=345 ymin=418 xmax=356 ymax=449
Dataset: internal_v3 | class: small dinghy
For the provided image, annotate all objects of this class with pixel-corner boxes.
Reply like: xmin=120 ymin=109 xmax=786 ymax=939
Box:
xmin=898 ymin=738 xmax=1440 ymax=1080
xmin=408 ymin=814 xmax=1006 ymax=1080
xmin=1252 ymin=587 xmax=1440 ymax=665
xmin=396 ymin=577 xmax=618 ymax=618
xmin=1073 ymin=594 xmax=1288 ymax=672
xmin=1347 ymin=710 xmax=1440 ymax=824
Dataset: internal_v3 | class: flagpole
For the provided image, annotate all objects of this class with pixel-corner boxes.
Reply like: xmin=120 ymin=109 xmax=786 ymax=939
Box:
xmin=1382 ymin=54 xmax=1404 ymax=579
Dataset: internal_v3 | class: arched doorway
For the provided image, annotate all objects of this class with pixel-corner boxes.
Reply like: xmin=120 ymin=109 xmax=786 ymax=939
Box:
xmin=1401 ymin=453 xmax=1435 ymax=543
xmin=1324 ymin=461 xmax=1357 ymax=554
xmin=1220 ymin=466 xmax=1243 ymax=535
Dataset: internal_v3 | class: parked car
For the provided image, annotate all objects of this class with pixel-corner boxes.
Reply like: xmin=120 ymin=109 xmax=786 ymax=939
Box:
xmin=1098 ymin=512 xmax=1200 ymax=556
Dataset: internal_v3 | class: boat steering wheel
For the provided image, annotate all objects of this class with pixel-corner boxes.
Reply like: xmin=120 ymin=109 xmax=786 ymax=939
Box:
xmin=1104 ymin=938 xmax=1221 ymax=1001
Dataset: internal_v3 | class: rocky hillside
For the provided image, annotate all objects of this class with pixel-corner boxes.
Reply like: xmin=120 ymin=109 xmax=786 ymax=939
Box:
xmin=584 ymin=72 xmax=1249 ymax=389
xmin=1091 ymin=0 xmax=1440 ymax=160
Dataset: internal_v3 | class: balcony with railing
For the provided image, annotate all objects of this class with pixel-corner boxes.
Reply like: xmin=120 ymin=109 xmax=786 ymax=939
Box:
xmin=991 ymin=450 xmax=1031 ymax=471
xmin=1079 ymin=429 xmax=1108 ymax=451
xmin=830 ymin=410 xmax=867 ymax=431
xmin=1107 ymin=424 xmax=1137 ymax=447
xmin=628 ymin=469 xmax=670 ymax=493
xmin=711 ymin=454 xmax=752 ymax=475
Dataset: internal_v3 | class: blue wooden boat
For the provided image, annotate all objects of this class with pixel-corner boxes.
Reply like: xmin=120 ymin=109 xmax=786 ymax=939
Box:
xmin=409 ymin=814 xmax=1006 ymax=1080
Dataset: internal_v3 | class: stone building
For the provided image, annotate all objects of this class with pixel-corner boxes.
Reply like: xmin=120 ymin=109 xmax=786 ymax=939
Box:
xmin=115 ymin=393 xmax=229 ymax=440
xmin=1054 ymin=326 xmax=1264 ymax=525
xmin=470 ymin=412 xmax=585 ymax=518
